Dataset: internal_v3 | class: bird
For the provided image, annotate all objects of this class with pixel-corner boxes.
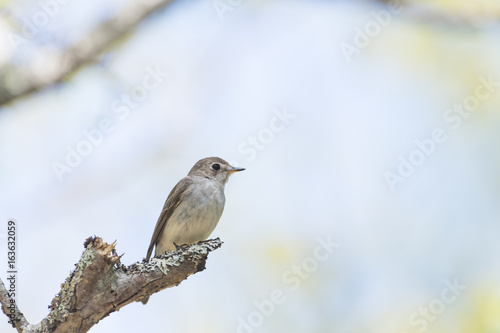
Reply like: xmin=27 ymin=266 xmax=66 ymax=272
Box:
xmin=141 ymin=157 xmax=244 ymax=304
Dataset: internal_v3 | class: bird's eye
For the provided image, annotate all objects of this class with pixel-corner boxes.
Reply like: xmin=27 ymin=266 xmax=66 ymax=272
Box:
xmin=212 ymin=163 xmax=220 ymax=170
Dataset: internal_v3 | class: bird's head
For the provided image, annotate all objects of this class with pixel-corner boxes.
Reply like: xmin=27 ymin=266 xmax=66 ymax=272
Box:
xmin=188 ymin=157 xmax=245 ymax=184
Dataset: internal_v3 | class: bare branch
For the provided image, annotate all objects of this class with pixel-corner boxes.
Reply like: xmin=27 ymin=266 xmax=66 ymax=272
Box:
xmin=0 ymin=0 xmax=175 ymax=106
xmin=0 ymin=278 xmax=30 ymax=332
xmin=0 ymin=236 xmax=222 ymax=333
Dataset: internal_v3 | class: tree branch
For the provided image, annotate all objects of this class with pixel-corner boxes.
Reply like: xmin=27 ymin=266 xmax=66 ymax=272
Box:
xmin=2 ymin=0 xmax=496 ymax=107
xmin=0 ymin=236 xmax=223 ymax=333
xmin=0 ymin=279 xmax=29 ymax=331
xmin=0 ymin=0 xmax=176 ymax=106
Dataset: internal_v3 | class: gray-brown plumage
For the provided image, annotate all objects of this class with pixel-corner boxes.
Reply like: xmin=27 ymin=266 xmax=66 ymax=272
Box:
xmin=141 ymin=157 xmax=244 ymax=304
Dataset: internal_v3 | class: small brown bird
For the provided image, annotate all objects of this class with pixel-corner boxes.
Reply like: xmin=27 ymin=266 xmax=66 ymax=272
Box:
xmin=141 ymin=157 xmax=244 ymax=304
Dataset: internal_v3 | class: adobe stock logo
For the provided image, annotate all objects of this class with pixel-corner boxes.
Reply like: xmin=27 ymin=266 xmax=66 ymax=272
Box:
xmin=237 ymin=107 xmax=296 ymax=162
xmin=7 ymin=0 xmax=73 ymax=49
xmin=340 ymin=2 xmax=403 ymax=64
xmin=385 ymin=75 xmax=499 ymax=192
xmin=51 ymin=65 xmax=168 ymax=182
xmin=401 ymin=278 xmax=467 ymax=333
xmin=212 ymin=0 xmax=244 ymax=21
xmin=236 ymin=236 xmax=339 ymax=333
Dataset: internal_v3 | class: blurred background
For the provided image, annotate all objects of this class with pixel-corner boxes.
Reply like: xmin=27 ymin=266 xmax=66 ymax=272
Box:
xmin=1 ymin=0 xmax=500 ymax=332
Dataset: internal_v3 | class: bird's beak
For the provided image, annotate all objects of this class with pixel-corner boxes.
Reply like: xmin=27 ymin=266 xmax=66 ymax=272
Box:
xmin=226 ymin=166 xmax=245 ymax=174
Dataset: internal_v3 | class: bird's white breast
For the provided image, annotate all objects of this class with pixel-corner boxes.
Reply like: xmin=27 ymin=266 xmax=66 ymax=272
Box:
xmin=155 ymin=177 xmax=225 ymax=254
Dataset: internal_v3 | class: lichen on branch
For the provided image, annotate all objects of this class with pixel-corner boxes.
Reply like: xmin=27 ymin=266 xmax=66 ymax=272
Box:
xmin=0 ymin=236 xmax=222 ymax=333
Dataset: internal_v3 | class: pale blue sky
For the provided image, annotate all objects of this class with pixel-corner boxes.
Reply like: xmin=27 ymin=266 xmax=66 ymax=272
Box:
xmin=1 ymin=1 xmax=500 ymax=332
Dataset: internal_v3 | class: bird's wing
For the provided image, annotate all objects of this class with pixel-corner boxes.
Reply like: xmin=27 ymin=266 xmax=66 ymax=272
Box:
xmin=145 ymin=177 xmax=194 ymax=261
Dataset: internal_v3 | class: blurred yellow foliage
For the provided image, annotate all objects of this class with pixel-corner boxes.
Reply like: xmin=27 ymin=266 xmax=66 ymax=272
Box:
xmin=266 ymin=243 xmax=293 ymax=263
xmin=419 ymin=0 xmax=500 ymax=19
xmin=458 ymin=287 xmax=500 ymax=333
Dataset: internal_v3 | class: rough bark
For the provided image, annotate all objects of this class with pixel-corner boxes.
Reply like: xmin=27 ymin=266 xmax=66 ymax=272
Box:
xmin=0 ymin=236 xmax=222 ymax=333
